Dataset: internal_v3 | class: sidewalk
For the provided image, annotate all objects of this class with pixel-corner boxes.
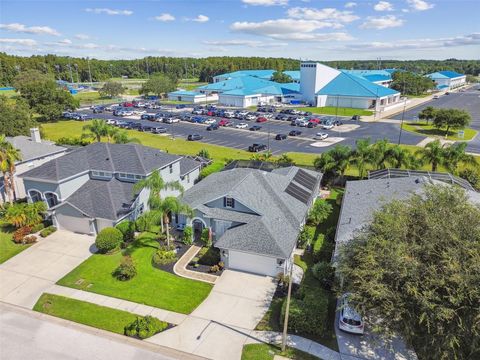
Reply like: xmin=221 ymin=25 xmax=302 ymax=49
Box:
xmin=173 ymin=245 xmax=219 ymax=284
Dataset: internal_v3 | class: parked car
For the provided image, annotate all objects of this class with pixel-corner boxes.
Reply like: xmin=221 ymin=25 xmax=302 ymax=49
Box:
xmin=235 ymin=123 xmax=248 ymax=129
xmin=237 ymin=110 xmax=249 ymax=118
xmin=245 ymin=113 xmax=257 ymax=121
xmin=151 ymin=127 xmax=167 ymax=134
xmin=187 ymin=134 xmax=203 ymax=141
xmin=204 ymin=118 xmax=216 ymax=124
xmin=123 ymin=102 xmax=134 ymax=107
xmin=164 ymin=117 xmax=180 ymax=124
xmin=309 ymin=118 xmax=321 ymax=124
xmin=275 ymin=134 xmax=287 ymax=140
xmin=322 ymin=123 xmax=334 ymax=130
xmin=248 ymin=143 xmax=267 ymax=152
xmin=106 ymin=119 xmax=117 ymax=125
xmin=218 ymin=119 xmax=232 ymax=127
xmin=256 ymin=117 xmax=268 ymax=123
xmin=433 ymin=95 xmax=439 ymax=99
xmin=223 ymin=111 xmax=235 ymax=118
xmin=333 ymin=120 xmax=343 ymax=126
xmin=289 ymin=130 xmax=302 ymax=136
xmin=250 ymin=125 xmax=262 ymax=131
xmin=351 ymin=115 xmax=360 ymax=121
xmin=192 ymin=109 xmax=203 ymax=115
xmin=314 ymin=132 xmax=329 ymax=140
xmin=140 ymin=125 xmax=153 ymax=132
xmin=297 ymin=120 xmax=309 ymax=127
xmin=133 ymin=110 xmax=147 ymax=115
xmin=141 ymin=113 xmax=156 ymax=120
xmin=193 ymin=116 xmax=206 ymax=123
xmin=92 ymin=106 xmax=104 ymax=113
xmin=338 ymin=293 xmax=364 ymax=335
xmin=206 ymin=124 xmax=219 ymax=131
xmin=307 ymin=122 xmax=318 ymax=128
xmin=176 ymin=104 xmax=186 ymax=109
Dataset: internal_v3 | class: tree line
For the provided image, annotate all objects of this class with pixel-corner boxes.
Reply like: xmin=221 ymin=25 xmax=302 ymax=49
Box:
xmin=1 ymin=52 xmax=479 ymax=85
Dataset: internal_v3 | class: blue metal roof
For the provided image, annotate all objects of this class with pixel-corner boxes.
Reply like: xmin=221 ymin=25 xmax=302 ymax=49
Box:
xmin=199 ymin=76 xmax=300 ymax=96
xmin=169 ymin=90 xmax=203 ymax=96
xmin=283 ymin=71 xmax=300 ymax=81
xmin=342 ymin=70 xmax=392 ymax=83
xmin=214 ymin=69 xmax=275 ymax=80
xmin=427 ymin=71 xmax=465 ymax=79
xmin=317 ymin=72 xmax=399 ymax=98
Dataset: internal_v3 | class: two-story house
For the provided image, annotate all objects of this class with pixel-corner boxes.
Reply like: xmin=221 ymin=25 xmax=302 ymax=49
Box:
xmin=20 ymin=142 xmax=201 ymax=235
xmin=177 ymin=166 xmax=322 ymax=277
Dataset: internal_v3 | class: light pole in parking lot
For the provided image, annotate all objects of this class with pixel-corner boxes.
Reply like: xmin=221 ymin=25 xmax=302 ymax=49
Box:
xmin=397 ymin=97 xmax=408 ymax=145
xmin=267 ymin=122 xmax=271 ymax=152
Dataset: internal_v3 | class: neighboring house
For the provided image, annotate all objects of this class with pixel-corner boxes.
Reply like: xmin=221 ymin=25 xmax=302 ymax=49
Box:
xmin=20 ymin=142 xmax=201 ymax=235
xmin=333 ymin=169 xmax=480 ymax=264
xmin=1 ymin=128 xmax=67 ymax=204
xmin=426 ymin=71 xmax=466 ymax=90
xmin=177 ymin=166 xmax=322 ymax=276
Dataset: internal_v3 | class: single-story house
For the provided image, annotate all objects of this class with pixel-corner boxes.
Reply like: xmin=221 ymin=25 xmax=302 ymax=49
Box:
xmin=20 ymin=142 xmax=201 ymax=235
xmin=426 ymin=71 xmax=466 ymax=90
xmin=177 ymin=166 xmax=322 ymax=276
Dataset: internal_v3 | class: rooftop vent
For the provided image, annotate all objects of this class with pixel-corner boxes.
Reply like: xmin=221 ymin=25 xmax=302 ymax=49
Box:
xmin=30 ymin=128 xmax=41 ymax=143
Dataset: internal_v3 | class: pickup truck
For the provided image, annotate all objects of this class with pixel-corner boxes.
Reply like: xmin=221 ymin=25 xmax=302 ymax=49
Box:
xmin=248 ymin=143 xmax=267 ymax=152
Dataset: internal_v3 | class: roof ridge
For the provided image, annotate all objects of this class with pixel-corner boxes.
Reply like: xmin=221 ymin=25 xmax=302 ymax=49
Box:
xmin=132 ymin=144 xmax=147 ymax=174
xmin=104 ymin=143 xmax=114 ymax=171
xmin=341 ymin=71 xmax=378 ymax=97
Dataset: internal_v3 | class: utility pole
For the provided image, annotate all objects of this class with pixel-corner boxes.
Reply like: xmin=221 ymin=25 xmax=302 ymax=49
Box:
xmin=74 ymin=64 xmax=79 ymax=84
xmin=397 ymin=97 xmax=407 ymax=145
xmin=68 ymin=63 xmax=74 ymax=84
xmin=146 ymin=58 xmax=150 ymax=79
xmin=281 ymin=263 xmax=294 ymax=352
xmin=87 ymin=57 xmax=93 ymax=85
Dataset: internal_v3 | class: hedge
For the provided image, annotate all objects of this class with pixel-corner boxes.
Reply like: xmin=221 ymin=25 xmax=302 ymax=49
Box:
xmin=95 ymin=227 xmax=123 ymax=254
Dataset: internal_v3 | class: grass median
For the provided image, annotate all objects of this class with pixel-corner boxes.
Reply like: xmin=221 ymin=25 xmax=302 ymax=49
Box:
xmin=401 ymin=121 xmax=477 ymax=141
xmin=242 ymin=344 xmax=319 ymax=360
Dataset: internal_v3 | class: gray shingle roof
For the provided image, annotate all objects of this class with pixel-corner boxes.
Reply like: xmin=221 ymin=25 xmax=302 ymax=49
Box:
xmin=20 ymin=142 xmax=182 ymax=181
xmin=182 ymin=167 xmax=322 ymax=258
xmin=179 ymin=157 xmax=201 ymax=176
xmin=7 ymin=136 xmax=66 ymax=163
xmin=334 ymin=177 xmax=480 ymax=262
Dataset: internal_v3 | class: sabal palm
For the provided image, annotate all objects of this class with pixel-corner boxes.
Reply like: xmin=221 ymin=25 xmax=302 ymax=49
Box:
xmin=387 ymin=145 xmax=418 ymax=169
xmin=416 ymin=140 xmax=446 ymax=172
xmin=5 ymin=201 xmax=46 ymax=228
xmin=160 ymin=197 xmax=194 ymax=247
xmin=83 ymin=119 xmax=107 ymax=142
xmin=105 ymin=125 xmax=119 ymax=143
xmin=314 ymin=145 xmax=351 ymax=177
xmin=350 ymin=138 xmax=374 ymax=178
xmin=113 ymin=129 xmax=141 ymax=144
xmin=443 ymin=142 xmax=477 ymax=174
xmin=0 ymin=135 xmax=22 ymax=203
xmin=371 ymin=139 xmax=391 ymax=170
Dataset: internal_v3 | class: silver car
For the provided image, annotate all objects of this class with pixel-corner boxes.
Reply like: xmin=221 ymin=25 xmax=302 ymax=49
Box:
xmin=338 ymin=293 xmax=364 ymax=335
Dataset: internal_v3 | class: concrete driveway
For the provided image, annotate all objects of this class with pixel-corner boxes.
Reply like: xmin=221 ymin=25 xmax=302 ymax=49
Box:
xmin=0 ymin=230 xmax=94 ymax=308
xmin=148 ymin=270 xmax=276 ymax=360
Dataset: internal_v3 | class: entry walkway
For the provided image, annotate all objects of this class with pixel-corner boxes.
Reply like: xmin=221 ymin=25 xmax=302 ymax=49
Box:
xmin=173 ymin=245 xmax=218 ymax=284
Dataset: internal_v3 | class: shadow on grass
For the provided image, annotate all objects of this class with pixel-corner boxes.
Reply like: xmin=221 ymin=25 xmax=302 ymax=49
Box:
xmin=122 ymin=233 xmax=160 ymax=257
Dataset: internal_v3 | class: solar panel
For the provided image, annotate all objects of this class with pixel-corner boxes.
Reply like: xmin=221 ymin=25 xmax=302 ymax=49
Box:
xmin=293 ymin=169 xmax=317 ymax=191
xmin=285 ymin=182 xmax=311 ymax=204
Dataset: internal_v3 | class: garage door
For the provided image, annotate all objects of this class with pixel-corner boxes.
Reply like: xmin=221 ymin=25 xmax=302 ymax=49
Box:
xmin=54 ymin=204 xmax=93 ymax=234
xmin=228 ymin=251 xmax=279 ymax=277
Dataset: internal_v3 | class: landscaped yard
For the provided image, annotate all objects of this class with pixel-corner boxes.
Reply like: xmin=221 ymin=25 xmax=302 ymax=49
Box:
xmin=296 ymin=106 xmax=373 ymax=117
xmin=57 ymin=232 xmax=212 ymax=314
xmin=401 ymin=121 xmax=477 ymax=141
xmin=0 ymin=223 xmax=31 ymax=264
xmin=33 ymin=293 xmax=141 ymax=335
xmin=242 ymin=344 xmax=319 ymax=360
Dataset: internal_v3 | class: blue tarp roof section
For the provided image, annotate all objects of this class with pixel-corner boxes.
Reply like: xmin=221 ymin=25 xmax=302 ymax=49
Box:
xmin=199 ymin=76 xmax=300 ymax=96
xmin=317 ymin=72 xmax=399 ymax=98
xmin=427 ymin=70 xmax=465 ymax=79
xmin=283 ymin=71 xmax=300 ymax=80
xmin=169 ymin=90 xmax=203 ymax=96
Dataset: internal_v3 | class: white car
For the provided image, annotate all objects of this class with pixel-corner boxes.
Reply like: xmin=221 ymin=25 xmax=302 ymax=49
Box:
xmin=338 ymin=293 xmax=364 ymax=335
xmin=192 ymin=109 xmax=203 ymax=115
xmin=237 ymin=111 xmax=249 ymax=117
xmin=223 ymin=111 xmax=235 ymax=118
xmin=204 ymin=118 xmax=216 ymax=124
xmin=123 ymin=111 xmax=134 ymax=116
xmin=235 ymin=123 xmax=248 ymax=129
xmin=245 ymin=114 xmax=256 ymax=121
xmin=134 ymin=110 xmax=147 ymax=115
xmin=165 ymin=118 xmax=180 ymax=124
xmin=297 ymin=120 xmax=309 ymax=127
xmin=314 ymin=132 xmax=329 ymax=140
xmin=322 ymin=123 xmax=334 ymax=130
xmin=106 ymin=119 xmax=117 ymax=125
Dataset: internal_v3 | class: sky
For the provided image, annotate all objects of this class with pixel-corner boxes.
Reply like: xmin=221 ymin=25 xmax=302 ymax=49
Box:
xmin=0 ymin=0 xmax=478 ymax=61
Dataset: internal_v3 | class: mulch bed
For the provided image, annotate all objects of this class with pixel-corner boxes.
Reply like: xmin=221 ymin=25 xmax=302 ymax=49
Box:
xmin=152 ymin=240 xmax=189 ymax=274
xmin=186 ymin=262 xmax=224 ymax=276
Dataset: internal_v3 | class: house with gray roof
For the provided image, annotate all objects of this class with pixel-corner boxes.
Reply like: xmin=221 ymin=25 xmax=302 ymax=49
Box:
xmin=178 ymin=166 xmax=322 ymax=276
xmin=20 ymin=142 xmax=201 ymax=235
xmin=1 ymin=128 xmax=68 ymax=204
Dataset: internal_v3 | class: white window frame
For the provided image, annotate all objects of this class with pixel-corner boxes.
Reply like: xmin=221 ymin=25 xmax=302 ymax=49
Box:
xmin=225 ymin=197 xmax=234 ymax=208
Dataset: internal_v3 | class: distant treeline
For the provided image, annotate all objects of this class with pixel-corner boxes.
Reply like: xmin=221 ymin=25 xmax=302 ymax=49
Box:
xmin=0 ymin=52 xmax=479 ymax=86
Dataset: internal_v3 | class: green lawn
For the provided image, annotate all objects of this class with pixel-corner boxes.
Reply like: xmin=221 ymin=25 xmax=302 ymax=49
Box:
xmin=0 ymin=224 xmax=31 ymax=264
xmin=33 ymin=293 xmax=141 ymax=335
xmin=401 ymin=121 xmax=478 ymax=141
xmin=57 ymin=232 xmax=212 ymax=314
xmin=242 ymin=344 xmax=319 ymax=360
xmin=296 ymin=107 xmax=373 ymax=117
xmin=0 ymin=89 xmax=17 ymax=98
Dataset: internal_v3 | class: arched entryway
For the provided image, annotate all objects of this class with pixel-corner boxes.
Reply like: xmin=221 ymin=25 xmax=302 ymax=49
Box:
xmin=192 ymin=218 xmax=206 ymax=242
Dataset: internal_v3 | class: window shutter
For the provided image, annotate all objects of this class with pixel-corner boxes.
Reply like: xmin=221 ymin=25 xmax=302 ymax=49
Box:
xmin=223 ymin=197 xmax=226 ymax=207
xmin=231 ymin=198 xmax=235 ymax=208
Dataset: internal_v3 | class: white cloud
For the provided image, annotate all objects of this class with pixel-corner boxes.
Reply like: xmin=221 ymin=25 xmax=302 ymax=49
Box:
xmin=75 ymin=34 xmax=90 ymax=40
xmin=0 ymin=38 xmax=37 ymax=46
xmin=85 ymin=8 xmax=133 ymax=16
xmin=344 ymin=2 xmax=357 ymax=8
xmin=203 ymin=39 xmax=288 ymax=48
xmin=155 ymin=13 xmax=175 ymax=22
xmin=192 ymin=15 xmax=209 ymax=23
xmin=242 ymin=0 xmax=288 ymax=6
xmin=374 ymin=1 xmax=394 ymax=11
xmin=58 ymin=38 xmax=72 ymax=45
xmin=286 ymin=7 xmax=359 ymax=23
xmin=232 ymin=19 xmax=341 ymax=35
xmin=0 ymin=23 xmax=60 ymax=36
xmin=271 ymin=32 xmax=353 ymax=41
xmin=360 ymin=15 xmax=404 ymax=29
xmin=407 ymin=0 xmax=434 ymax=11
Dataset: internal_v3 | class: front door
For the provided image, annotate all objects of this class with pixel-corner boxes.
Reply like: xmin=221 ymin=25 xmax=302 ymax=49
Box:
xmin=193 ymin=220 xmax=204 ymax=241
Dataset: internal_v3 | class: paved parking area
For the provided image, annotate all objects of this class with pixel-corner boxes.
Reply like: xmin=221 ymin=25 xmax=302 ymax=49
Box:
xmin=0 ymin=230 xmax=94 ymax=308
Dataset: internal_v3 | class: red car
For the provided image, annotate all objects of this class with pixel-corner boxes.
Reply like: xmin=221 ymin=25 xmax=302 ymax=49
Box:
xmin=309 ymin=118 xmax=321 ymax=124
xmin=207 ymin=111 xmax=215 ymax=116
xmin=123 ymin=102 xmax=134 ymax=107
xmin=256 ymin=117 xmax=267 ymax=123
xmin=218 ymin=119 xmax=231 ymax=126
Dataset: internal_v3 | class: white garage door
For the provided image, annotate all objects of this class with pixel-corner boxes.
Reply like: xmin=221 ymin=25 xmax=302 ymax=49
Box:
xmin=56 ymin=214 xmax=92 ymax=234
xmin=228 ymin=251 xmax=279 ymax=277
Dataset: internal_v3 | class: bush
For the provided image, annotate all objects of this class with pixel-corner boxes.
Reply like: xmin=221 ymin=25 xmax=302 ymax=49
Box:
xmin=31 ymin=223 xmax=45 ymax=233
xmin=22 ymin=235 xmax=37 ymax=244
xmin=199 ymin=161 xmax=224 ymax=180
xmin=307 ymin=199 xmax=332 ymax=226
xmin=113 ymin=255 xmax=137 ymax=281
xmin=95 ymin=227 xmax=123 ymax=254
xmin=210 ymin=265 xmax=220 ymax=273
xmin=200 ymin=228 xmax=211 ymax=247
xmin=124 ymin=316 xmax=168 ymax=339
xmin=135 ymin=212 xmax=156 ymax=232
xmin=218 ymin=261 xmax=224 ymax=269
xmin=152 ymin=247 xmax=177 ymax=266
xmin=312 ymin=261 xmax=335 ymax=289
xmin=182 ymin=226 xmax=193 ymax=245
xmin=12 ymin=226 xmax=31 ymax=243
xmin=297 ymin=227 xmax=313 ymax=249
xmin=197 ymin=149 xmax=210 ymax=159
xmin=115 ymin=220 xmax=135 ymax=242
xmin=198 ymin=247 xmax=220 ymax=266
xmin=40 ymin=225 xmax=57 ymax=238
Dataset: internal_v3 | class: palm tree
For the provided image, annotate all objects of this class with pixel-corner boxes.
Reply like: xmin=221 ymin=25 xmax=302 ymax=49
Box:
xmin=112 ymin=129 xmax=141 ymax=144
xmin=5 ymin=201 xmax=47 ymax=228
xmin=415 ymin=140 xmax=446 ymax=172
xmin=386 ymin=145 xmax=419 ymax=169
xmin=159 ymin=196 xmax=193 ymax=247
xmin=0 ymin=135 xmax=22 ymax=203
xmin=314 ymin=145 xmax=351 ymax=182
xmin=82 ymin=119 xmax=107 ymax=142
xmin=370 ymin=139 xmax=391 ymax=170
xmin=276 ymin=153 xmax=294 ymax=165
xmin=443 ymin=142 xmax=477 ymax=174
xmin=105 ymin=125 xmax=119 ymax=143
xmin=133 ymin=170 xmax=184 ymax=233
xmin=349 ymin=138 xmax=374 ymax=178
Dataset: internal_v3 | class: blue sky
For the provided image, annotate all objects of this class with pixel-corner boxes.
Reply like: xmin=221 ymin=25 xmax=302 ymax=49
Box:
xmin=0 ymin=0 xmax=478 ymax=60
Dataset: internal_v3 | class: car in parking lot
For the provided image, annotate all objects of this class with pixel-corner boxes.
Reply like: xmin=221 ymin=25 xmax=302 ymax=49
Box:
xmin=193 ymin=116 xmax=206 ymax=123
xmin=204 ymin=118 xmax=216 ymax=124
xmin=433 ymin=95 xmax=439 ymax=99
xmin=73 ymin=113 xmax=89 ymax=121
xmin=218 ymin=119 xmax=232 ymax=127
xmin=322 ymin=123 xmax=334 ymax=130
xmin=187 ymin=134 xmax=203 ymax=141
xmin=289 ymin=130 xmax=302 ymax=136
xmin=275 ymin=134 xmax=287 ymax=140
xmin=250 ymin=125 xmax=262 ymax=131
xmin=141 ymin=113 xmax=156 ymax=120
xmin=123 ymin=102 xmax=134 ymax=107
xmin=92 ymin=106 xmax=104 ymax=113
xmin=206 ymin=124 xmax=219 ymax=131
xmin=106 ymin=119 xmax=117 ymax=125
xmin=140 ymin=125 xmax=153 ymax=132
xmin=245 ymin=113 xmax=257 ymax=121
xmin=235 ymin=123 xmax=248 ymax=129
xmin=151 ymin=126 xmax=167 ymax=134
xmin=256 ymin=117 xmax=268 ymax=123
xmin=333 ymin=120 xmax=343 ymax=126
xmin=176 ymin=104 xmax=186 ymax=109
xmin=164 ymin=117 xmax=180 ymax=124
xmin=223 ymin=111 xmax=235 ymax=118
xmin=351 ymin=115 xmax=361 ymax=121
xmin=338 ymin=293 xmax=364 ymax=335
xmin=307 ymin=122 xmax=318 ymax=128
xmin=248 ymin=143 xmax=267 ymax=152
xmin=236 ymin=110 xmax=249 ymax=118
xmin=314 ymin=132 xmax=329 ymax=140
xmin=297 ymin=119 xmax=309 ymax=127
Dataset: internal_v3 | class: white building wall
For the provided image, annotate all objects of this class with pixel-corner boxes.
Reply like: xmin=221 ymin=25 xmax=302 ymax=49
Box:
xmin=58 ymin=173 xmax=90 ymax=200
xmin=325 ymin=96 xmax=371 ymax=109
xmin=300 ymin=62 xmax=340 ymax=105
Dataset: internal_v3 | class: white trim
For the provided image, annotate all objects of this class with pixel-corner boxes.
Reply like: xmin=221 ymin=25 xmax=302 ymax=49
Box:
xmin=27 ymin=188 xmax=44 ymax=202
xmin=191 ymin=217 xmax=207 ymax=228
xmin=43 ymin=191 xmax=60 ymax=208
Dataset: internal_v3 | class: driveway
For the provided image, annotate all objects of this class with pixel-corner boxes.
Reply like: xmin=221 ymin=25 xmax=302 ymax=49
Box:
xmin=0 ymin=230 xmax=94 ymax=308
xmin=148 ymin=270 xmax=276 ymax=360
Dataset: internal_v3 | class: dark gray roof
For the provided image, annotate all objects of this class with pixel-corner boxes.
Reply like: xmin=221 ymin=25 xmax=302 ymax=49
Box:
xmin=334 ymin=177 xmax=480 ymax=262
xmin=197 ymin=205 xmax=259 ymax=223
xmin=182 ymin=167 xmax=322 ymax=258
xmin=179 ymin=157 xmax=201 ymax=176
xmin=58 ymin=178 xmax=135 ymax=220
xmin=7 ymin=136 xmax=66 ymax=163
xmin=20 ymin=142 xmax=182 ymax=181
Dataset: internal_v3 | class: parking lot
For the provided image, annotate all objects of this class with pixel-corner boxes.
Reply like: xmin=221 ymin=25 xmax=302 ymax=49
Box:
xmin=77 ymin=104 xmax=424 ymax=155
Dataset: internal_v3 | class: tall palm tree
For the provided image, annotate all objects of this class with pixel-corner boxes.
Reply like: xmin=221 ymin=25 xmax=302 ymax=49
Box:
xmin=386 ymin=145 xmax=419 ymax=169
xmin=0 ymin=135 xmax=22 ymax=203
xmin=443 ymin=142 xmax=477 ymax=174
xmin=314 ymin=145 xmax=351 ymax=182
xmin=371 ymin=139 xmax=391 ymax=170
xmin=105 ymin=125 xmax=119 ymax=143
xmin=350 ymin=138 xmax=374 ymax=178
xmin=415 ymin=140 xmax=446 ymax=172
xmin=82 ymin=119 xmax=107 ymax=142
xmin=160 ymin=196 xmax=193 ymax=247
xmin=133 ymin=169 xmax=184 ymax=233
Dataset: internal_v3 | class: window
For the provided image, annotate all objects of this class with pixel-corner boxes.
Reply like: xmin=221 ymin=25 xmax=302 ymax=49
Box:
xmin=186 ymin=174 xmax=190 ymax=183
xmin=224 ymin=197 xmax=235 ymax=208
xmin=29 ymin=190 xmax=42 ymax=203
xmin=169 ymin=164 xmax=173 ymax=174
xmin=277 ymin=259 xmax=284 ymax=266
xmin=44 ymin=192 xmax=59 ymax=208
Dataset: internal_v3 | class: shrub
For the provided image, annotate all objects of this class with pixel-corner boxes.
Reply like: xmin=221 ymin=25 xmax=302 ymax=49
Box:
xmin=31 ymin=223 xmax=45 ymax=233
xmin=198 ymin=247 xmax=220 ymax=266
xmin=113 ymin=255 xmax=137 ymax=281
xmin=312 ymin=261 xmax=335 ymax=289
xmin=182 ymin=226 xmax=193 ymax=245
xmin=152 ymin=247 xmax=177 ymax=266
xmin=124 ymin=316 xmax=168 ymax=339
xmin=200 ymin=228 xmax=212 ymax=247
xmin=115 ymin=220 xmax=135 ymax=242
xmin=12 ymin=226 xmax=31 ymax=243
xmin=197 ymin=149 xmax=210 ymax=159
xmin=307 ymin=199 xmax=332 ymax=226
xmin=218 ymin=261 xmax=224 ymax=269
xmin=22 ymin=235 xmax=37 ymax=244
xmin=135 ymin=212 xmax=156 ymax=232
xmin=39 ymin=225 xmax=57 ymax=238
xmin=210 ymin=265 xmax=220 ymax=273
xmin=95 ymin=227 xmax=123 ymax=254
xmin=297 ymin=227 xmax=313 ymax=249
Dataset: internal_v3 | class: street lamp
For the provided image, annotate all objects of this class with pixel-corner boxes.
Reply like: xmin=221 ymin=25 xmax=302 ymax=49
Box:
xmin=397 ymin=97 xmax=408 ymax=145
xmin=281 ymin=262 xmax=294 ymax=352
